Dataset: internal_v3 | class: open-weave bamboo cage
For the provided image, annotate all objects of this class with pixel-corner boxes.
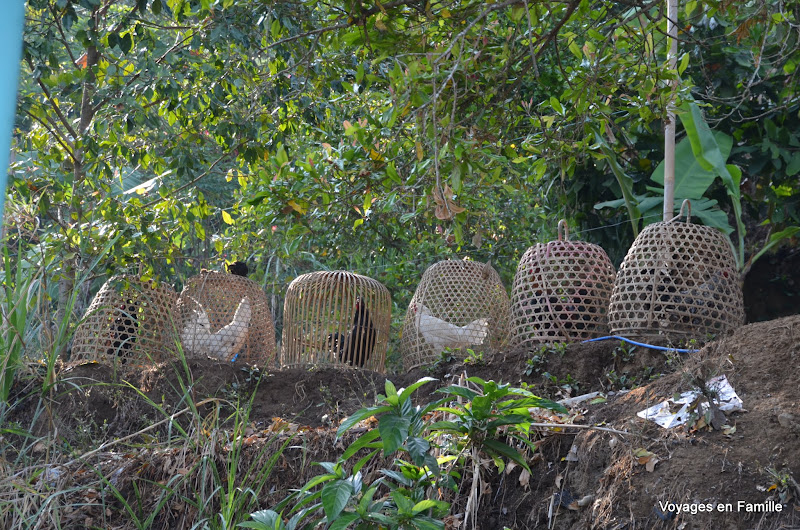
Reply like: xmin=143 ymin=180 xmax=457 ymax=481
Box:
xmin=510 ymin=221 xmax=616 ymax=347
xmin=72 ymin=276 xmax=179 ymax=370
xmin=400 ymin=260 xmax=510 ymax=370
xmin=177 ymin=271 xmax=276 ymax=364
xmin=281 ymin=271 xmax=390 ymax=371
xmin=608 ymin=202 xmax=744 ymax=340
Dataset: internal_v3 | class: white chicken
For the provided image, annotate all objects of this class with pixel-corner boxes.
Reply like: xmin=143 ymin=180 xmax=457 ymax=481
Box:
xmin=180 ymin=296 xmax=251 ymax=360
xmin=413 ymin=303 xmax=489 ymax=355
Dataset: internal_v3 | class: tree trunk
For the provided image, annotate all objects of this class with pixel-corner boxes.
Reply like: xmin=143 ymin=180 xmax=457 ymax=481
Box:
xmin=56 ymin=30 xmax=99 ymax=358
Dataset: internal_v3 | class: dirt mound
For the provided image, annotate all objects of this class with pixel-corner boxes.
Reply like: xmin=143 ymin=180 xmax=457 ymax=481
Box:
xmin=532 ymin=316 xmax=800 ymax=529
xmin=3 ymin=316 xmax=799 ymax=529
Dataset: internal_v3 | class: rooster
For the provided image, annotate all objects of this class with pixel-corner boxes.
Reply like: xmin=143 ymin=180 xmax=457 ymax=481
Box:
xmin=327 ymin=298 xmax=376 ymax=368
xmin=107 ymin=298 xmax=139 ymax=360
xmin=181 ymin=296 xmax=251 ymax=360
xmin=413 ymin=303 xmax=489 ymax=355
xmin=227 ymin=261 xmax=249 ymax=277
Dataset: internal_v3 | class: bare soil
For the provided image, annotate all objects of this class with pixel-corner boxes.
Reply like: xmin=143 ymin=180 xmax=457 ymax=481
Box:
xmin=4 ymin=315 xmax=800 ymax=529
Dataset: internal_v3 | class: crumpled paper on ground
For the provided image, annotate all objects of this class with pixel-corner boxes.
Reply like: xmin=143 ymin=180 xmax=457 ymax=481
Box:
xmin=637 ymin=375 xmax=743 ymax=428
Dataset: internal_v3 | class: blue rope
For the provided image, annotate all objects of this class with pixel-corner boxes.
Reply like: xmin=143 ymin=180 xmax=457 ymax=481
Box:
xmin=581 ymin=335 xmax=699 ymax=353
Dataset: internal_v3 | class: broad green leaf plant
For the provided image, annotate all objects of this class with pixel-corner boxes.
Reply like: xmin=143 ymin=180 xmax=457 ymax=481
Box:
xmin=242 ymin=377 xmax=567 ymax=529
xmin=596 ymin=102 xmax=799 ymax=277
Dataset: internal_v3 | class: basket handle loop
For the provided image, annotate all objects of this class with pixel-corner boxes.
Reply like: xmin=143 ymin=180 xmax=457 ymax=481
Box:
xmin=557 ymin=219 xmax=569 ymax=241
xmin=668 ymin=199 xmax=692 ymax=224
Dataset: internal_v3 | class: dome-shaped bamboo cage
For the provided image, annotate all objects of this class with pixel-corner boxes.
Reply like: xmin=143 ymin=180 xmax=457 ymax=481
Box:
xmin=400 ymin=260 xmax=510 ymax=370
xmin=72 ymin=276 xmax=179 ymax=370
xmin=510 ymin=221 xmax=616 ymax=347
xmin=177 ymin=271 xmax=276 ymax=364
xmin=609 ymin=202 xmax=744 ymax=341
xmin=281 ymin=271 xmax=391 ymax=371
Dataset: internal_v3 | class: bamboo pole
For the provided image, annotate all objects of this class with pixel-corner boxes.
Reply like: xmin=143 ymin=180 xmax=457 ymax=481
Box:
xmin=663 ymin=0 xmax=679 ymax=221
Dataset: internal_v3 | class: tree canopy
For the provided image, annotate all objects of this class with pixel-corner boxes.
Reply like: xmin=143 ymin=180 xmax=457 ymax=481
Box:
xmin=8 ymin=0 xmax=800 ymax=335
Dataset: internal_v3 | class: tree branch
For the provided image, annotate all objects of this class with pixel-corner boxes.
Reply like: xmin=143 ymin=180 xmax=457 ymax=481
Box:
xmin=25 ymin=56 xmax=79 ymax=140
xmin=22 ymin=109 xmax=77 ymax=163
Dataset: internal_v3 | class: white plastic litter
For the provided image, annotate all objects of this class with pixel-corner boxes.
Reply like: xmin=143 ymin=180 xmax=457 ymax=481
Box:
xmin=637 ymin=375 xmax=743 ymax=428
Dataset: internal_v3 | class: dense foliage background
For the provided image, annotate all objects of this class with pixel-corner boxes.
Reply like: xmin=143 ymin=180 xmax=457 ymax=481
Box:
xmin=6 ymin=0 xmax=800 ymax=361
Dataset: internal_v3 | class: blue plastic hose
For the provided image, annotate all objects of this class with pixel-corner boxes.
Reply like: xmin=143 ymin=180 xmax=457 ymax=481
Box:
xmin=581 ymin=335 xmax=699 ymax=353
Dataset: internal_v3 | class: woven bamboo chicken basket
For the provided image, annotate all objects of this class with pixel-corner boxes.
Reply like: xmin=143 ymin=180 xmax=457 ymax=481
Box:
xmin=608 ymin=202 xmax=744 ymax=341
xmin=281 ymin=271 xmax=390 ymax=372
xmin=510 ymin=221 xmax=616 ymax=347
xmin=72 ymin=276 xmax=179 ymax=371
xmin=177 ymin=271 xmax=276 ymax=364
xmin=400 ymin=260 xmax=510 ymax=370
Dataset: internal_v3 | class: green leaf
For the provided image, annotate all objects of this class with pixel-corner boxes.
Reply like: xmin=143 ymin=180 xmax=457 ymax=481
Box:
xmin=241 ymin=509 xmax=285 ymax=529
xmin=412 ymin=499 xmax=448 ymax=515
xmin=406 ymin=436 xmax=430 ymax=464
xmin=786 ymin=153 xmax=800 ymax=176
xmin=746 ymin=226 xmax=800 ymax=270
xmin=594 ymin=197 xmax=626 ymax=210
xmin=525 ymin=396 xmax=568 ymax=414
xmin=651 ymin=133 xmax=731 ymax=199
xmin=119 ymin=33 xmax=133 ymax=54
xmin=594 ymin=130 xmax=641 ymax=236
xmin=336 ymin=405 xmax=392 ymax=438
xmin=678 ymin=52 xmax=690 ymax=75
xmin=436 ymin=385 xmax=479 ymax=401
xmin=549 ymin=96 xmax=564 ymax=116
xmin=391 ymin=489 xmax=415 ymax=514
xmin=378 ymin=413 xmax=410 ymax=454
xmin=677 ymin=102 xmax=732 ymax=176
xmin=398 ymin=377 xmax=436 ymax=403
xmin=482 ymin=438 xmax=531 ymax=473
xmin=568 ymin=40 xmax=582 ymax=59
xmin=342 ymin=429 xmax=381 ymax=462
xmin=222 ymin=210 xmax=234 ymax=225
xmin=328 ymin=512 xmax=360 ymax=530
xmin=471 ymin=395 xmax=492 ymax=420
xmin=486 ymin=414 xmax=533 ymax=431
xmin=427 ymin=420 xmax=461 ymax=432
xmin=409 ymin=518 xmax=446 ymax=530
xmin=351 ymin=449 xmax=380 ymax=475
xmin=321 ymin=479 xmax=353 ymax=521
xmin=358 ymin=485 xmax=379 ymax=513
xmin=384 ymin=379 xmax=398 ymax=401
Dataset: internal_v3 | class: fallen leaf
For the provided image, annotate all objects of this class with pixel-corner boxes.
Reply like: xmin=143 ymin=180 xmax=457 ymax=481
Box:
xmin=519 ymin=468 xmax=531 ymax=489
xmin=634 ymin=448 xmax=658 ymax=468
xmin=722 ymin=424 xmax=736 ymax=435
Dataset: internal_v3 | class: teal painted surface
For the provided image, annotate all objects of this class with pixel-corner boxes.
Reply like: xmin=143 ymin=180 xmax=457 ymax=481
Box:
xmin=0 ymin=2 xmax=25 ymax=220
